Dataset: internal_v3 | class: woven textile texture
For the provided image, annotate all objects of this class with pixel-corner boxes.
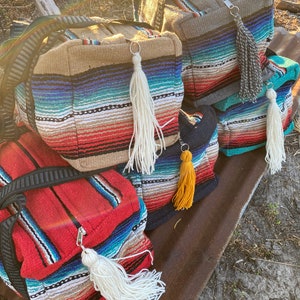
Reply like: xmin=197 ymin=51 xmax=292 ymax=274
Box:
xmin=214 ymin=55 xmax=300 ymax=111
xmin=135 ymin=0 xmax=274 ymax=105
xmin=15 ymin=23 xmax=184 ymax=172
xmin=0 ymin=131 xmax=153 ymax=299
xmin=215 ymin=55 xmax=300 ymax=156
xmin=119 ymin=106 xmax=219 ymax=230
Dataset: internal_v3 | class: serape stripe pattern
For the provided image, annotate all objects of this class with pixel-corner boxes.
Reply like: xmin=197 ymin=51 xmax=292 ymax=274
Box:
xmin=216 ymin=81 xmax=295 ymax=156
xmin=119 ymin=106 xmax=219 ymax=229
xmin=214 ymin=55 xmax=300 ymax=156
xmin=135 ymin=0 xmax=274 ymax=104
xmin=122 ymin=129 xmax=219 ymax=213
xmin=0 ymin=199 xmax=153 ymax=300
xmin=179 ymin=6 xmax=274 ymax=101
xmin=15 ymin=26 xmax=183 ymax=171
xmin=214 ymin=55 xmax=300 ymax=111
xmin=0 ymin=131 xmax=144 ymax=289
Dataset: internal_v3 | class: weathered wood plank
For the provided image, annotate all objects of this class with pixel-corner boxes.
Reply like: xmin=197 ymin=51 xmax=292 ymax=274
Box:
xmin=277 ymin=0 xmax=300 ymax=13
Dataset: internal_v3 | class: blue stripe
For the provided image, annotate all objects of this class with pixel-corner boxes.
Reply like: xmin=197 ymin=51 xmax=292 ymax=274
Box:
xmin=25 ymin=209 xmax=142 ymax=298
xmin=17 ymin=207 xmax=61 ymax=265
xmin=89 ymin=176 xmax=120 ymax=208
xmin=0 ymin=167 xmax=12 ymax=185
xmin=0 ymin=167 xmax=60 ymax=266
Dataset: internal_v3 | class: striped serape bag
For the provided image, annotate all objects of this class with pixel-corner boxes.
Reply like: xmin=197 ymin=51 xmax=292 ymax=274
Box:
xmin=0 ymin=131 xmax=165 ymax=300
xmin=118 ymin=107 xmax=219 ymax=230
xmin=1 ymin=15 xmax=184 ymax=174
xmin=214 ymin=55 xmax=300 ymax=174
xmin=133 ymin=0 xmax=274 ymax=106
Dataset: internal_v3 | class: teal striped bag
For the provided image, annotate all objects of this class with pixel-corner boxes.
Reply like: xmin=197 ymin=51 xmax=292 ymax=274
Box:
xmin=214 ymin=55 xmax=300 ymax=174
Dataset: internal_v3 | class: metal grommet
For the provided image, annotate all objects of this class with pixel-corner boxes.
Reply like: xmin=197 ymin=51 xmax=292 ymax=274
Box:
xmin=130 ymin=41 xmax=141 ymax=54
xmin=180 ymin=143 xmax=189 ymax=152
xmin=229 ymin=6 xmax=240 ymax=17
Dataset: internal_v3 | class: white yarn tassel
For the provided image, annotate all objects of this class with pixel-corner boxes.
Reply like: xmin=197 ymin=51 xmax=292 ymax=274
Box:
xmin=265 ymin=88 xmax=286 ymax=174
xmin=81 ymin=247 xmax=166 ymax=300
xmin=124 ymin=44 xmax=165 ymax=175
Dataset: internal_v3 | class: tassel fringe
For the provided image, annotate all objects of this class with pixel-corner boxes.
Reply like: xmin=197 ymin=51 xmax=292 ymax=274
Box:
xmin=124 ymin=46 xmax=165 ymax=175
xmin=265 ymin=88 xmax=286 ymax=174
xmin=172 ymin=149 xmax=196 ymax=210
xmin=233 ymin=11 xmax=263 ymax=101
xmin=81 ymin=247 xmax=166 ymax=300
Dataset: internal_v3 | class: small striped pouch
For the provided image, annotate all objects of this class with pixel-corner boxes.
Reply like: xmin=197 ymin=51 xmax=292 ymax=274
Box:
xmin=215 ymin=55 xmax=300 ymax=156
xmin=118 ymin=106 xmax=219 ymax=230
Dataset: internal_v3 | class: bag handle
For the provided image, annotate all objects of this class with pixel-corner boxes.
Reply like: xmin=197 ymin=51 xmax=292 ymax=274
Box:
xmin=0 ymin=15 xmax=152 ymax=141
xmin=0 ymin=165 xmax=106 ymax=299
xmin=133 ymin=0 xmax=166 ymax=31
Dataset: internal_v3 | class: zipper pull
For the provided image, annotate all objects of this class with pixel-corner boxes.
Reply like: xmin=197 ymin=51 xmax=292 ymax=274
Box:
xmin=223 ymin=0 xmax=240 ymax=18
xmin=223 ymin=0 xmax=235 ymax=9
xmin=76 ymin=226 xmax=87 ymax=248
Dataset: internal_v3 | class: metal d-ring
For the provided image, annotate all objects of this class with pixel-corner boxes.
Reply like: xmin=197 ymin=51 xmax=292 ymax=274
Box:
xmin=180 ymin=142 xmax=190 ymax=152
xmin=229 ymin=5 xmax=240 ymax=18
xmin=178 ymin=136 xmax=190 ymax=152
xmin=130 ymin=41 xmax=141 ymax=54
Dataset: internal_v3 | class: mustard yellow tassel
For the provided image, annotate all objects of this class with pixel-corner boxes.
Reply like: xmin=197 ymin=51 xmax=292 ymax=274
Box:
xmin=172 ymin=149 xmax=196 ymax=210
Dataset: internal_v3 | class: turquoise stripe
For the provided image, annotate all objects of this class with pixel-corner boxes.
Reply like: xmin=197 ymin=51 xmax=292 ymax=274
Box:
xmin=0 ymin=168 xmax=60 ymax=270
xmin=0 ymin=167 xmax=12 ymax=185
xmin=182 ymin=9 xmax=273 ymax=67
xmin=217 ymin=82 xmax=293 ymax=121
xmin=26 ymin=56 xmax=183 ymax=119
xmin=25 ymin=209 xmax=142 ymax=298
xmin=19 ymin=208 xmax=61 ymax=264
xmin=214 ymin=56 xmax=300 ymax=111
xmin=220 ymin=121 xmax=295 ymax=156
xmin=88 ymin=176 xmax=120 ymax=208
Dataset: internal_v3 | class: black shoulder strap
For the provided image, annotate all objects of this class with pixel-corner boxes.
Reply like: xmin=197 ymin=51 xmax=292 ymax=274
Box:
xmin=0 ymin=166 xmax=103 ymax=299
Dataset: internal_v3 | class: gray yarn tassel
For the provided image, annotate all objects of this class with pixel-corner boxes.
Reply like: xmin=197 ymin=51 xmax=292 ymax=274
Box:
xmin=232 ymin=12 xmax=263 ymax=101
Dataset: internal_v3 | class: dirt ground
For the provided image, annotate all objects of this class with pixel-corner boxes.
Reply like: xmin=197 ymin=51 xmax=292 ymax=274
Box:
xmin=0 ymin=1 xmax=299 ymax=300
xmin=199 ymin=131 xmax=300 ymax=299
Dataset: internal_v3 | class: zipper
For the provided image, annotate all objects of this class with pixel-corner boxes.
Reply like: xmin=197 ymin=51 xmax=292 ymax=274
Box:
xmin=76 ymin=226 xmax=87 ymax=248
xmin=223 ymin=0 xmax=240 ymax=18
xmin=223 ymin=0 xmax=235 ymax=9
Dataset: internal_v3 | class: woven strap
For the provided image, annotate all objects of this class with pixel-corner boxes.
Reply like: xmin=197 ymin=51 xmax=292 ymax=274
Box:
xmin=0 ymin=166 xmax=103 ymax=299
